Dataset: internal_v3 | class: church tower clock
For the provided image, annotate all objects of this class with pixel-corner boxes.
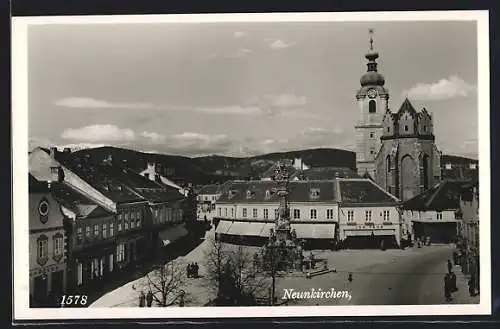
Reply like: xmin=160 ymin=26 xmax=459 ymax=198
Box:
xmin=355 ymin=29 xmax=389 ymax=178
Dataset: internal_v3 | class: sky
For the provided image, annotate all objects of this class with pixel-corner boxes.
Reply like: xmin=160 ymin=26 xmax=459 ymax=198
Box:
xmin=27 ymin=19 xmax=478 ymax=159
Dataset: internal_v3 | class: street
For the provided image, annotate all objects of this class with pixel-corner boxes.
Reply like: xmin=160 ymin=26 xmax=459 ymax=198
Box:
xmin=279 ymin=245 xmax=479 ymax=306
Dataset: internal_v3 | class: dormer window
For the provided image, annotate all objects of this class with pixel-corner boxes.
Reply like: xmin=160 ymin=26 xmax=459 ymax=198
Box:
xmin=309 ymin=188 xmax=320 ymax=200
xmin=246 ymin=190 xmax=252 ymax=199
xmin=265 ymin=190 xmax=271 ymax=199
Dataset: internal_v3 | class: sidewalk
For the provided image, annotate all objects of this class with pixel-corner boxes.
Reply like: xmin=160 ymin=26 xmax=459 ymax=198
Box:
xmin=449 ymin=265 xmax=480 ymax=304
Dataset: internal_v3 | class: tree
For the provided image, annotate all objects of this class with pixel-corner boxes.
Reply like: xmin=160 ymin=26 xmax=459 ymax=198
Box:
xmin=203 ymin=237 xmax=268 ymax=305
xmin=139 ymin=260 xmax=187 ymax=307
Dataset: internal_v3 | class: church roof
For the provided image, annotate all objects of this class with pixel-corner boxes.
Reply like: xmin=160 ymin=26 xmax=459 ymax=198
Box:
xmin=402 ymin=180 xmax=477 ymax=211
xmin=397 ymin=98 xmax=418 ymax=116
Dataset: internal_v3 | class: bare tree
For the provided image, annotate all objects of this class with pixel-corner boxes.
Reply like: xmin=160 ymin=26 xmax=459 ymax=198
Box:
xmin=139 ymin=260 xmax=187 ymax=307
xmin=203 ymin=237 xmax=269 ymax=305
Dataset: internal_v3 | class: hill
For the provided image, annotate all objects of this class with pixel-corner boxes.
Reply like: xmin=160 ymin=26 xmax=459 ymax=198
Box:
xmin=72 ymin=146 xmax=478 ymax=185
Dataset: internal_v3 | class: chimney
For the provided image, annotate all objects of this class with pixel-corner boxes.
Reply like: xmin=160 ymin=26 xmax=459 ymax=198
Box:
xmin=63 ymin=147 xmax=71 ymax=153
xmin=50 ymin=166 xmax=60 ymax=182
xmin=147 ymin=162 xmax=156 ymax=173
xmin=49 ymin=147 xmax=57 ymax=159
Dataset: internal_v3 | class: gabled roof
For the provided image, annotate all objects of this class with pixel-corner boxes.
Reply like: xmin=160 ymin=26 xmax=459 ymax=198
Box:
xmin=337 ymin=179 xmax=398 ymax=205
xmin=28 ymin=173 xmax=50 ymax=193
xmin=402 ymin=180 xmax=477 ymax=211
xmin=397 ymin=98 xmax=418 ymax=116
xmin=51 ymin=182 xmax=112 ymax=219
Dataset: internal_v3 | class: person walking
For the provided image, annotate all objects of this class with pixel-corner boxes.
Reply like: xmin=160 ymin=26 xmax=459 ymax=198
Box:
xmin=139 ymin=291 xmax=146 ymax=307
xmin=450 ymin=271 xmax=457 ymax=292
xmin=186 ymin=263 xmax=191 ymax=278
xmin=444 ymin=273 xmax=452 ymax=302
xmin=146 ymin=290 xmax=154 ymax=307
xmin=447 ymin=259 xmax=453 ymax=274
xmin=194 ymin=262 xmax=199 ymax=278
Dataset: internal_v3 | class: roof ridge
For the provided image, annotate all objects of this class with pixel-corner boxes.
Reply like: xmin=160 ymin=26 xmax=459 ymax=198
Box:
xmin=425 ymin=181 xmax=446 ymax=208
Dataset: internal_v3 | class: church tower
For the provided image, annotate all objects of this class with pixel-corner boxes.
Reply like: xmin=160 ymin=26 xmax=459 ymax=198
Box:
xmin=355 ymin=29 xmax=389 ymax=178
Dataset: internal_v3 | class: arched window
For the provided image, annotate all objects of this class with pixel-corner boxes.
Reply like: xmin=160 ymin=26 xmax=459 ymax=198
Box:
xmin=369 ymin=100 xmax=376 ymax=113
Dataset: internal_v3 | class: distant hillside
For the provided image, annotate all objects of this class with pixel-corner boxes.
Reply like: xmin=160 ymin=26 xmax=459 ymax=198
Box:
xmin=72 ymin=146 xmax=478 ymax=185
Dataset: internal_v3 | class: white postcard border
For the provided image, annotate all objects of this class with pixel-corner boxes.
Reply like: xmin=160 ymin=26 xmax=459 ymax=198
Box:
xmin=12 ymin=10 xmax=491 ymax=320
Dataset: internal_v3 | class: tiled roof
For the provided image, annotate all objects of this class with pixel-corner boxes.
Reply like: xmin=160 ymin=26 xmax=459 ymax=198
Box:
xmin=291 ymin=167 xmax=358 ymax=180
xmin=217 ymin=180 xmax=337 ymax=203
xmin=51 ymin=182 xmax=112 ymax=218
xmin=402 ymin=180 xmax=476 ymax=211
xmin=337 ymin=179 xmax=397 ymax=204
xmin=198 ymin=181 xmax=233 ymax=195
xmin=260 ymin=160 xmax=298 ymax=179
xmin=134 ymin=188 xmax=185 ymax=204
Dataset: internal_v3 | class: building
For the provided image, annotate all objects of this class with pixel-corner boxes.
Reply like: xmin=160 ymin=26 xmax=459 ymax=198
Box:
xmin=290 ymin=167 xmax=358 ymax=181
xmin=214 ymin=178 xmax=401 ymax=249
xmin=354 ymin=30 xmax=441 ymax=201
xmin=441 ymin=156 xmax=479 ymax=181
xmin=140 ymin=162 xmax=188 ymax=196
xmin=375 ymin=98 xmax=442 ymax=200
xmin=29 ymin=174 xmax=67 ymax=307
xmin=196 ymin=182 xmax=232 ymax=222
xmin=401 ymin=180 xmax=474 ymax=244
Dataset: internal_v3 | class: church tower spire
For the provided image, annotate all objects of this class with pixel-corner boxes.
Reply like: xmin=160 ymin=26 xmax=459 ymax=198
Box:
xmin=354 ymin=29 xmax=390 ymax=179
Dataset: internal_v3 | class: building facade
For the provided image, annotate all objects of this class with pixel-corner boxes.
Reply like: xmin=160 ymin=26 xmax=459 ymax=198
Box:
xmin=214 ymin=178 xmax=401 ymax=249
xmin=29 ymin=175 xmax=67 ymax=307
xmin=401 ymin=180 xmax=472 ymax=244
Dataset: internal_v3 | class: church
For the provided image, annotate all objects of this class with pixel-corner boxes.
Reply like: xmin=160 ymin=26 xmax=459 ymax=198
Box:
xmin=354 ymin=30 xmax=442 ymax=201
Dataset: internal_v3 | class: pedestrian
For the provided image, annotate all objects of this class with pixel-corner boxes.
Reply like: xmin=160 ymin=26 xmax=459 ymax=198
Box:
xmin=444 ymin=273 xmax=452 ymax=302
xmin=146 ymin=290 xmax=154 ymax=307
xmin=468 ymin=278 xmax=475 ymax=297
xmin=139 ymin=291 xmax=145 ymax=307
xmin=186 ymin=263 xmax=191 ymax=278
xmin=447 ymin=259 xmax=453 ymax=274
xmin=450 ymin=271 xmax=457 ymax=292
xmin=194 ymin=262 xmax=199 ymax=278
xmin=348 ymin=273 xmax=353 ymax=283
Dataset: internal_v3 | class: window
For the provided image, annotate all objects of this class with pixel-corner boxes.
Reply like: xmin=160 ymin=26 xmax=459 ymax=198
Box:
xmin=77 ymin=262 xmax=83 ymax=286
xmin=118 ymin=222 xmax=122 ymax=232
xmin=53 ymin=234 xmax=64 ymax=261
xmin=370 ymin=148 xmax=375 ymax=155
xmin=218 ymin=208 xmax=221 ymax=216
xmin=76 ymin=227 xmax=83 ymax=241
xmin=423 ymin=126 xmax=427 ymax=132
xmin=231 ymin=208 xmax=234 ymax=217
xmin=369 ymin=100 xmax=376 ymax=113
xmin=326 ymin=209 xmax=334 ymax=220
xmin=310 ymin=209 xmax=317 ymax=219
xmin=136 ymin=219 xmax=141 ymax=228
xmin=369 ymin=132 xmax=375 ymax=139
xmin=102 ymin=224 xmax=107 ymax=238
xmin=242 ymin=208 xmax=247 ymax=217
xmin=94 ymin=224 xmax=99 ymax=237
xmin=387 ymin=127 xmax=390 ymax=133
xmin=131 ymin=220 xmax=135 ymax=228
xmin=404 ymin=125 xmax=409 ymax=132
xmin=38 ymin=198 xmax=50 ymax=224
xmin=437 ymin=212 xmax=443 ymax=220
xmin=383 ymin=210 xmax=390 ymax=221
xmin=293 ymin=209 xmax=301 ymax=219
xmin=310 ymin=188 xmax=320 ymax=200
xmin=274 ymin=209 xmax=279 ymax=219
xmin=253 ymin=208 xmax=258 ymax=218
xmin=125 ymin=220 xmax=129 ymax=230
xmin=265 ymin=190 xmax=271 ymax=199
xmin=109 ymin=223 xmax=114 ymax=237
xmin=116 ymin=244 xmax=125 ymax=263
xmin=263 ymin=209 xmax=269 ymax=219
xmin=365 ymin=210 xmax=372 ymax=222
xmin=37 ymin=235 xmax=48 ymax=265
xmin=224 ymin=208 xmax=228 ymax=217
xmin=85 ymin=226 xmax=90 ymax=237
xmin=347 ymin=210 xmax=354 ymax=222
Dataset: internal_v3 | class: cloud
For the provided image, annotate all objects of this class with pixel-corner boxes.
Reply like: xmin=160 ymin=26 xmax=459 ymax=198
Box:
xmin=193 ymin=105 xmax=265 ymax=115
xmin=228 ymin=48 xmax=252 ymax=58
xmin=265 ymin=94 xmax=308 ymax=107
xmin=55 ymin=97 xmax=154 ymax=110
xmin=233 ymin=31 xmax=247 ymax=38
xmin=141 ymin=131 xmax=166 ymax=143
xmin=268 ymin=39 xmax=296 ymax=50
xmin=403 ymin=76 xmax=476 ymax=101
xmin=61 ymin=124 xmax=136 ymax=142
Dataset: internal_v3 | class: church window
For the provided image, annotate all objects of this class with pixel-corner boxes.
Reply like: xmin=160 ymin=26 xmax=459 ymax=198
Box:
xmin=369 ymin=100 xmax=376 ymax=113
xmin=404 ymin=125 xmax=409 ymax=132
xmin=387 ymin=127 xmax=390 ymax=133
xmin=423 ymin=125 xmax=427 ymax=132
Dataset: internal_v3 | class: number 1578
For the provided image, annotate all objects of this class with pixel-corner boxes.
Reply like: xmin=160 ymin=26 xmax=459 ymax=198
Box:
xmin=60 ymin=295 xmax=88 ymax=306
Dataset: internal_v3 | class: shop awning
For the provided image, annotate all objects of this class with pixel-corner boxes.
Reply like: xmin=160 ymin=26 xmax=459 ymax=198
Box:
xmin=312 ymin=224 xmax=336 ymax=239
xmin=224 ymin=221 xmax=266 ymax=236
xmin=291 ymin=223 xmax=336 ymax=239
xmin=158 ymin=224 xmax=188 ymax=246
xmin=343 ymin=229 xmax=395 ymax=237
xmin=215 ymin=220 xmax=233 ymax=234
xmin=260 ymin=223 xmax=275 ymax=237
